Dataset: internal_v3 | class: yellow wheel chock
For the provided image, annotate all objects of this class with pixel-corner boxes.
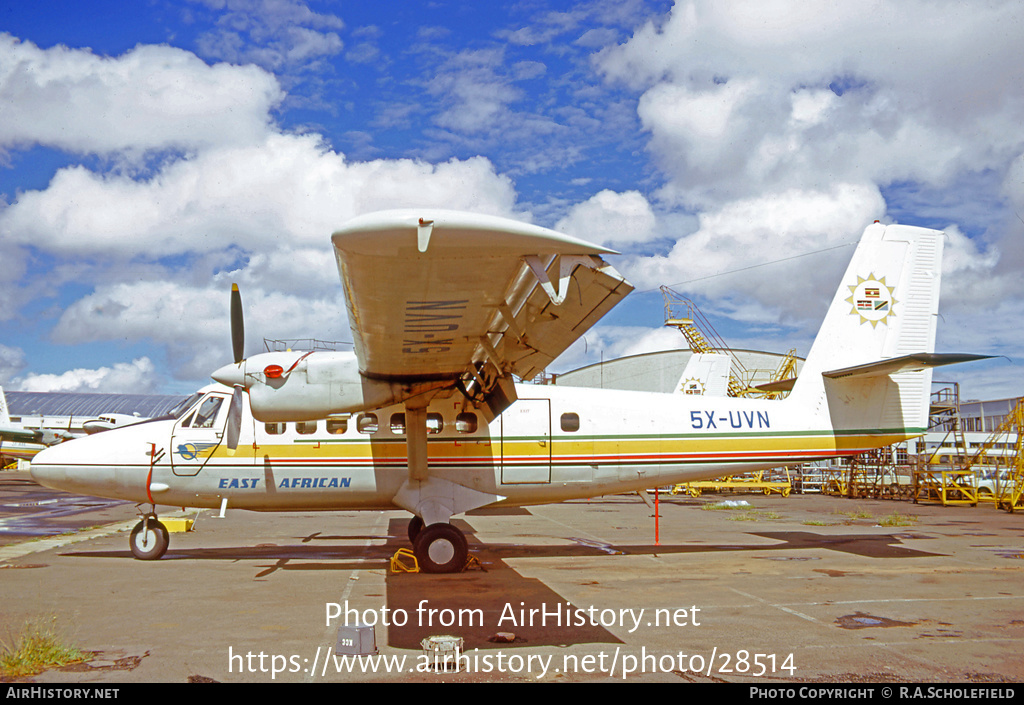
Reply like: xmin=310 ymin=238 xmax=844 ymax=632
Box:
xmin=390 ymin=548 xmax=419 ymax=573
xmin=390 ymin=548 xmax=483 ymax=574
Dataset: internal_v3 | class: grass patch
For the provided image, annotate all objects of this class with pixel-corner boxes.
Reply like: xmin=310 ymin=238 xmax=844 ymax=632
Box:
xmin=0 ymin=616 xmax=85 ymax=678
xmin=802 ymin=520 xmax=830 ymax=526
xmin=879 ymin=511 xmax=919 ymax=527
xmin=832 ymin=509 xmax=873 ymax=520
xmin=728 ymin=510 xmax=780 ymax=522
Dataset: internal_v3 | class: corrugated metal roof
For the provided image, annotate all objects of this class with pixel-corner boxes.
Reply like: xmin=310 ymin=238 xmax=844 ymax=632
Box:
xmin=5 ymin=391 xmax=187 ymax=419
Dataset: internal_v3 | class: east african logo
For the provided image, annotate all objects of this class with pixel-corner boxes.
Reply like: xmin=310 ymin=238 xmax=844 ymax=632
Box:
xmin=846 ymin=274 xmax=896 ymax=328
xmin=176 ymin=442 xmax=218 ymax=461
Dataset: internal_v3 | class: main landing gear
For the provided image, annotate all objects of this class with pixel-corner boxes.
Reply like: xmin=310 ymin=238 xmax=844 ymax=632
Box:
xmin=407 ymin=517 xmax=468 ymax=574
xmin=130 ymin=512 xmax=169 ymax=560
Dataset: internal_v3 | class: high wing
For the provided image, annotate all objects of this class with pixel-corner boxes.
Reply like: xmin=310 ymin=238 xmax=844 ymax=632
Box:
xmin=332 ymin=209 xmax=633 ymax=410
xmin=215 ymin=209 xmax=633 ymax=424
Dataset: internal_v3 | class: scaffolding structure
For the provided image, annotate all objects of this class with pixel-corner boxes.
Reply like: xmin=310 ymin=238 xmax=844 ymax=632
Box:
xmin=821 ymin=446 xmax=913 ymax=500
xmin=912 ymin=384 xmax=978 ymax=506
xmin=965 ymin=399 xmax=1024 ymax=512
xmin=661 ymin=287 xmax=797 ymax=399
xmin=662 ymin=286 xmax=751 ymax=397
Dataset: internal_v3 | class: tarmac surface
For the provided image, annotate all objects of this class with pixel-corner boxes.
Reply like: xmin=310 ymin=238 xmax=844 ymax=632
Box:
xmin=1 ymin=469 xmax=1022 ymax=684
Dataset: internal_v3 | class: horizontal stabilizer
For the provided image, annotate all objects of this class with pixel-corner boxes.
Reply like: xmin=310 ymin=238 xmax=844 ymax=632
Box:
xmin=754 ymin=378 xmax=796 ymax=393
xmin=823 ymin=353 xmax=993 ymax=380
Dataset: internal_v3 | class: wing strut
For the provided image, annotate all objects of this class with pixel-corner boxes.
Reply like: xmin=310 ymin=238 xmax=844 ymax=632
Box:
xmin=405 ymin=402 xmax=429 ymax=481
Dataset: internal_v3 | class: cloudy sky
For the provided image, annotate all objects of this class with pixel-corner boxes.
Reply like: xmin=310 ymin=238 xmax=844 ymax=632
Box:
xmin=1 ymin=0 xmax=1022 ymax=401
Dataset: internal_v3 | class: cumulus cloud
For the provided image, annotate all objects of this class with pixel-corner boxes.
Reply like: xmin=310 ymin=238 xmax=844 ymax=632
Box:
xmin=13 ymin=358 xmax=162 ymax=394
xmin=625 ymin=184 xmax=886 ymax=322
xmin=0 ymin=34 xmax=283 ymax=157
xmin=2 ymin=145 xmax=522 ymax=381
xmin=0 ymin=134 xmax=519 ymax=259
xmin=597 ymin=0 xmax=1024 ymax=209
xmin=555 ymin=189 xmax=657 ymax=248
xmin=0 ymin=32 xmax=525 ymax=390
xmin=49 ymin=281 xmax=351 ymax=382
xmin=585 ymin=0 xmax=1022 ymax=370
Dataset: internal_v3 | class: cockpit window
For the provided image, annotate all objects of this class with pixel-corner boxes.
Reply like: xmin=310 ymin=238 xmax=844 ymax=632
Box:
xmin=190 ymin=397 xmax=224 ymax=429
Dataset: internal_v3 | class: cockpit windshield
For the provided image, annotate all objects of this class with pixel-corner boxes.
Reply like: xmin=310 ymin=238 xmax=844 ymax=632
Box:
xmin=167 ymin=392 xmax=203 ymax=420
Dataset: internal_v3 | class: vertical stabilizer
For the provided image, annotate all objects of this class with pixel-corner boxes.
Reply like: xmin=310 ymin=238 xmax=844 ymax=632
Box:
xmin=790 ymin=222 xmax=944 ymax=437
xmin=0 ymin=386 xmax=9 ymax=425
xmin=674 ymin=352 xmax=731 ymax=396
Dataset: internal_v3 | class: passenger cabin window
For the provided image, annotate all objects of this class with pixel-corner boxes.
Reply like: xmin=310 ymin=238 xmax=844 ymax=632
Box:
xmin=455 ymin=412 xmax=478 ymax=434
xmin=357 ymin=413 xmax=378 ymax=434
xmin=296 ymin=421 xmax=317 ymax=435
xmin=265 ymin=422 xmax=286 ymax=435
xmin=326 ymin=417 xmax=348 ymax=435
xmin=560 ymin=412 xmax=580 ymax=432
xmin=389 ymin=412 xmax=444 ymax=435
xmin=427 ymin=413 xmax=443 ymax=434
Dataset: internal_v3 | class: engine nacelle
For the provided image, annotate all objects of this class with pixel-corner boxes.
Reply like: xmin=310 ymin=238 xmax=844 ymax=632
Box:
xmin=213 ymin=350 xmax=453 ymax=422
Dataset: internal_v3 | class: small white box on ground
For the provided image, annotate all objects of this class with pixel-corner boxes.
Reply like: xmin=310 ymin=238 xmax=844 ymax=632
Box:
xmin=336 ymin=623 xmax=376 ymax=655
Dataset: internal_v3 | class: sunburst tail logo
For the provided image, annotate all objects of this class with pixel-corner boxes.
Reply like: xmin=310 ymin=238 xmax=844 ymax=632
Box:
xmin=845 ymin=274 xmax=896 ymax=328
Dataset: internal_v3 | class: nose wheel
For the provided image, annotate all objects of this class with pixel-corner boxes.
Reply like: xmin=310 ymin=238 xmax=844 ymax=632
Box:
xmin=412 ymin=522 xmax=468 ymax=573
xmin=130 ymin=515 xmax=169 ymax=560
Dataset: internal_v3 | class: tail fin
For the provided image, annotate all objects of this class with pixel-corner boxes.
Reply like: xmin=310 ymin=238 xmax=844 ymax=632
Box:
xmin=0 ymin=386 xmax=9 ymax=425
xmin=674 ymin=352 xmax=731 ymax=396
xmin=790 ymin=222 xmax=944 ymax=436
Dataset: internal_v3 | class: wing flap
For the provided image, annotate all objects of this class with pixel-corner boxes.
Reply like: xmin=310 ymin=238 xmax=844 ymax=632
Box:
xmin=489 ymin=255 xmax=633 ymax=380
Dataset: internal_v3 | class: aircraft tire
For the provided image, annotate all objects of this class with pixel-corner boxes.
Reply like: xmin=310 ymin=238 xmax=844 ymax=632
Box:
xmin=130 ymin=519 xmax=169 ymax=560
xmin=407 ymin=515 xmax=424 ymax=543
xmin=413 ymin=523 xmax=467 ymax=574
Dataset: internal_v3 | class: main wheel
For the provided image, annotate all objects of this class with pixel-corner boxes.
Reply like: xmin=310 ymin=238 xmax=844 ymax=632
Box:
xmin=413 ymin=523 xmax=468 ymax=573
xmin=130 ymin=518 xmax=169 ymax=560
xmin=407 ymin=515 xmax=424 ymax=543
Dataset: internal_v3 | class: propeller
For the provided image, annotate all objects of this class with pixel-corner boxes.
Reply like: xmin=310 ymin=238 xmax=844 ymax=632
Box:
xmin=231 ymin=283 xmax=245 ymax=364
xmin=225 ymin=385 xmax=244 ymax=450
xmin=226 ymin=283 xmax=245 ymax=451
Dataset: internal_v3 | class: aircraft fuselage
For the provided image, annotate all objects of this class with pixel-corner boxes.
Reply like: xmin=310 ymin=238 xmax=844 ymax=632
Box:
xmin=30 ymin=382 xmax=916 ymax=512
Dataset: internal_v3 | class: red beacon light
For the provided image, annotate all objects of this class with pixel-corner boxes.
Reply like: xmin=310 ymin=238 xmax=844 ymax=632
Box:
xmin=264 ymin=364 xmax=284 ymax=379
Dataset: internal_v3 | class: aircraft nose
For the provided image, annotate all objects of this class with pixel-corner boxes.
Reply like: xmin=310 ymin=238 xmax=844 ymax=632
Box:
xmin=212 ymin=361 xmax=246 ymax=388
xmin=30 ymin=445 xmax=67 ymax=490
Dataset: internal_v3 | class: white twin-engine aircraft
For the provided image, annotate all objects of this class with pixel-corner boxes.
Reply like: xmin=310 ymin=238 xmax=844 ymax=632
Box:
xmin=31 ymin=211 xmax=985 ymax=572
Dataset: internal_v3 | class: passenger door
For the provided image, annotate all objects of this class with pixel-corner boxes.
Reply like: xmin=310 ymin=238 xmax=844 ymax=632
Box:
xmin=500 ymin=398 xmax=552 ymax=483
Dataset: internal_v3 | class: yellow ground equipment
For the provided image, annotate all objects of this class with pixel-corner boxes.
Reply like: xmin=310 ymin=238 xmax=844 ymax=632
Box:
xmin=672 ymin=469 xmax=792 ymax=497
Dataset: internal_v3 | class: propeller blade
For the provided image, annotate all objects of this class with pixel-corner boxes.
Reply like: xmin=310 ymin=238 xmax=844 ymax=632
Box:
xmin=230 ymin=283 xmax=245 ymax=364
xmin=226 ymin=384 xmax=244 ymax=450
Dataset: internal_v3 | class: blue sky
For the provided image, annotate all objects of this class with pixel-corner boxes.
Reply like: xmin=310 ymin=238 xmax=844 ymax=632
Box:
xmin=1 ymin=0 xmax=1022 ymax=400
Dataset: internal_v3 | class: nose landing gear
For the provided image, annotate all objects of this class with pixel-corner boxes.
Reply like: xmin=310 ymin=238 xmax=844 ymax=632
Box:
xmin=130 ymin=513 xmax=169 ymax=560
